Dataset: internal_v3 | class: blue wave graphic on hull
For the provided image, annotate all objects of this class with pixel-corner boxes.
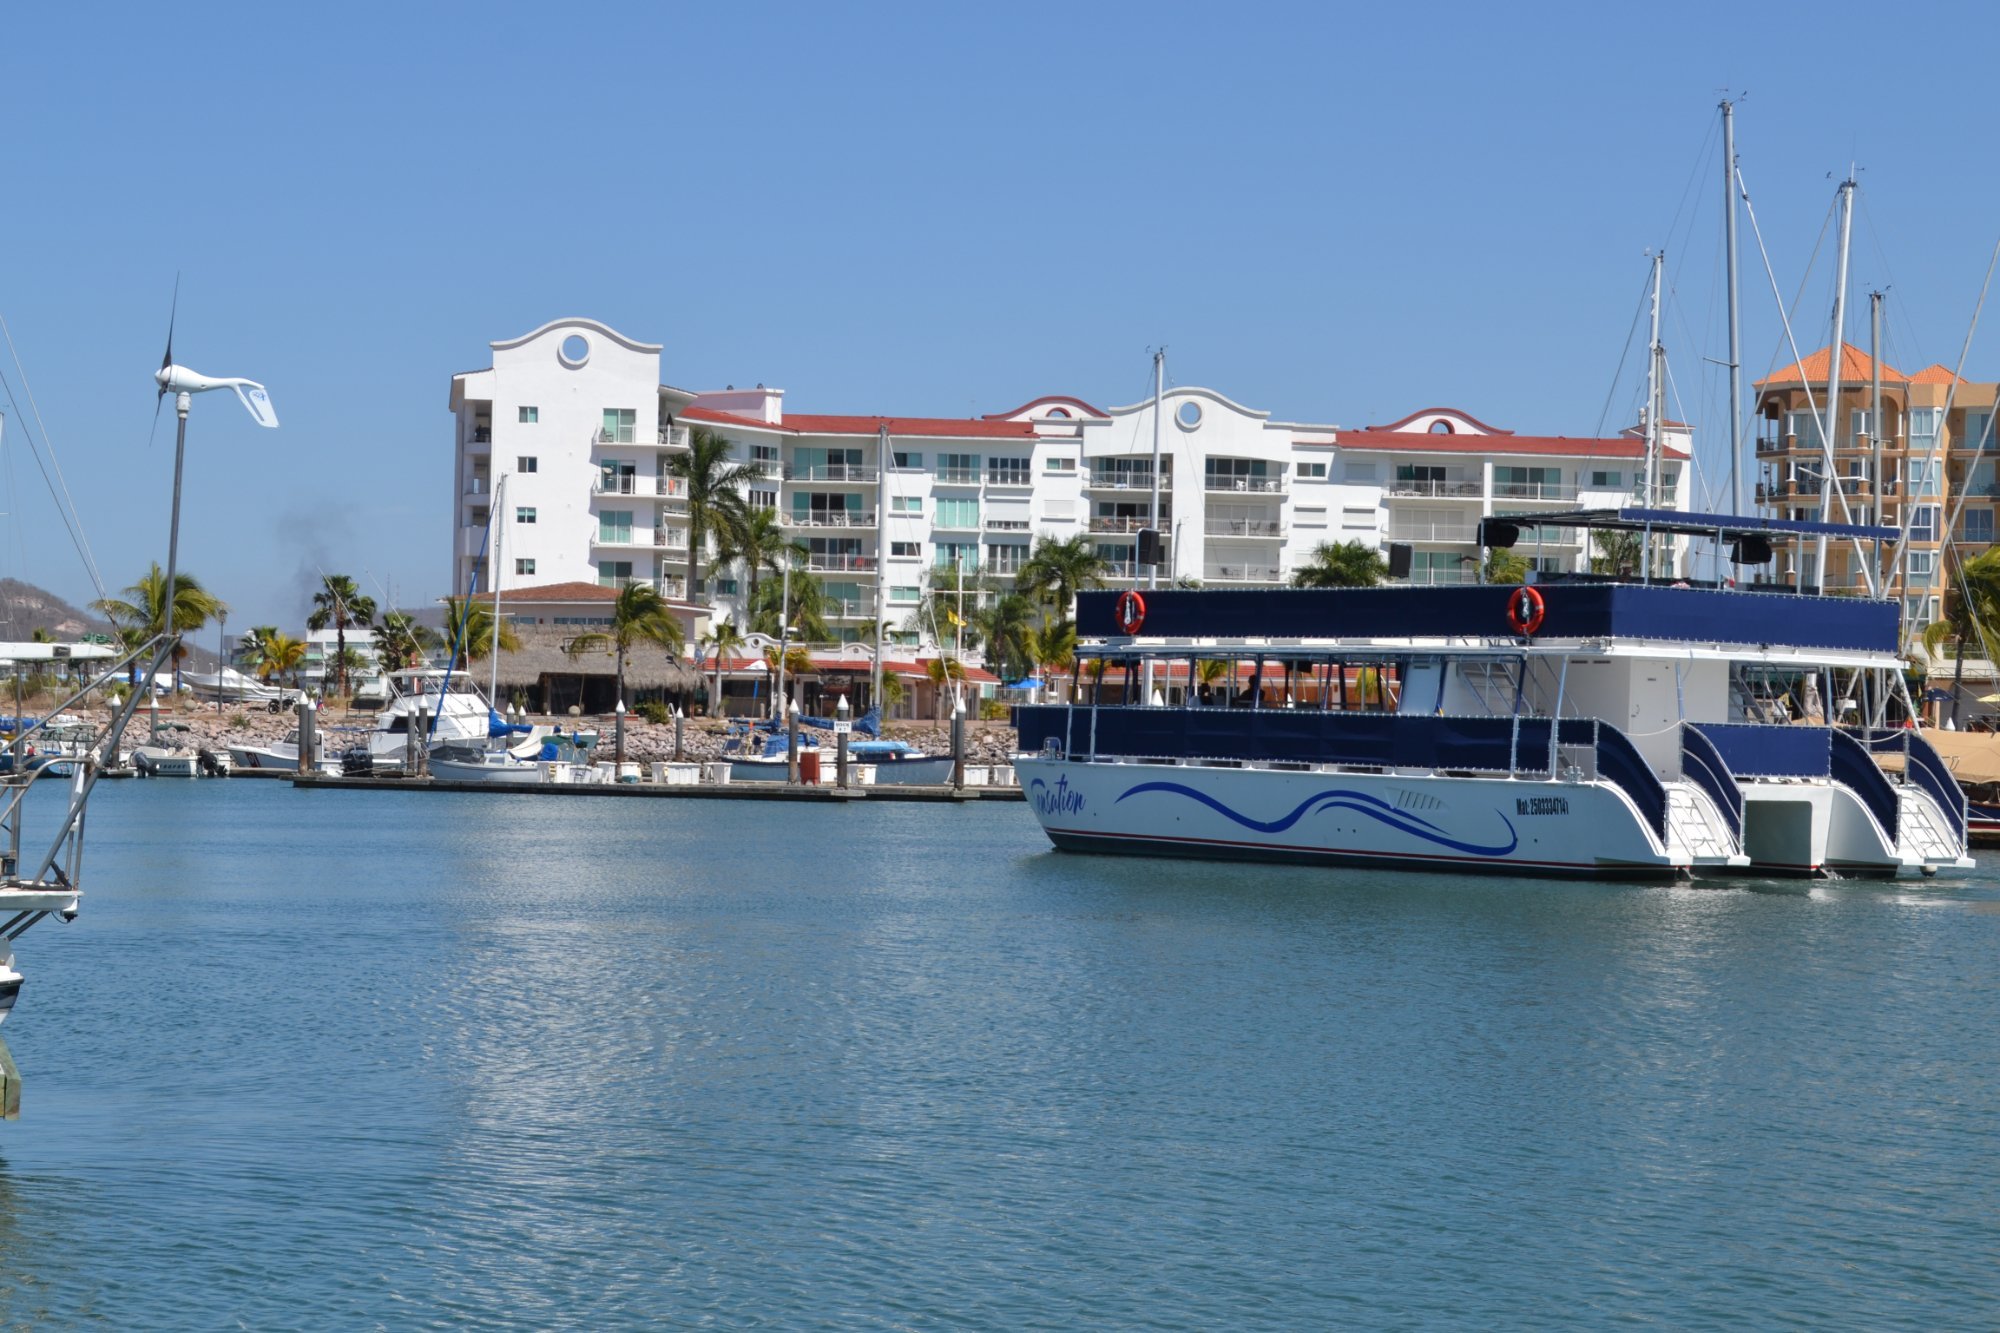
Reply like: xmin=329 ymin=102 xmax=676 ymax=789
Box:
xmin=1117 ymin=781 xmax=1520 ymax=857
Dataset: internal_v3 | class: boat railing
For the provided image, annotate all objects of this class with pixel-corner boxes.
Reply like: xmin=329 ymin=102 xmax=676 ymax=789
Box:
xmin=1013 ymin=705 xmax=1668 ymax=839
xmin=1861 ymin=728 xmax=1968 ymax=836
xmin=1679 ymin=723 xmax=1743 ymax=841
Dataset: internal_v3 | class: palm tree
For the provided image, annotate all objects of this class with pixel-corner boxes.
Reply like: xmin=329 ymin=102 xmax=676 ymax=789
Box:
xmin=974 ymin=592 xmax=1037 ymax=682
xmin=442 ymin=596 xmax=522 ymax=664
xmin=376 ymin=611 xmax=440 ymax=672
xmin=1195 ymin=657 xmax=1231 ymax=705
xmin=748 ymin=563 xmax=831 ymax=643
xmin=307 ymin=574 xmax=378 ymax=697
xmin=1025 ymin=618 xmax=1079 ymax=701
xmin=1590 ymin=528 xmax=1642 ymax=577
xmin=1484 ymin=548 xmax=1530 ymax=583
xmin=665 ymin=427 xmax=758 ymax=606
xmin=1291 ymin=541 xmax=1387 ymax=589
xmin=563 ymin=582 xmax=685 ymax=761
xmin=761 ymin=644 xmax=814 ymax=711
xmin=1017 ymin=534 xmax=1109 ymax=624
xmin=720 ymin=506 xmax=805 ymax=615
xmin=1922 ymin=547 xmax=2000 ymax=726
xmin=255 ymin=631 xmax=308 ymax=687
xmin=925 ymin=655 xmax=967 ymax=721
xmin=92 ymin=563 xmax=228 ymax=689
xmin=701 ymin=620 xmax=747 ymax=718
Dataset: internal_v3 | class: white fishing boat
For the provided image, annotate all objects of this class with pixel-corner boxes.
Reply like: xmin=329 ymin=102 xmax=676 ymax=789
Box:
xmin=847 ymin=739 xmax=952 ymax=785
xmin=132 ymin=724 xmax=201 ymax=777
xmin=0 ymin=946 xmax=19 ymax=1026
xmin=1013 ymin=510 xmax=1972 ymax=881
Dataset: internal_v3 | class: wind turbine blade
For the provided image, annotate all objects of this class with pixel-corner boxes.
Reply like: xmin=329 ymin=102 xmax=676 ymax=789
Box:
xmin=230 ymin=380 xmax=279 ymax=428
xmin=145 ymin=395 xmax=165 ymax=449
xmin=161 ymin=274 xmax=178 ymax=374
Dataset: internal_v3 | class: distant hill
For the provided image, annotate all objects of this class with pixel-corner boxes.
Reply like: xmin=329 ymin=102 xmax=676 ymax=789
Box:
xmin=0 ymin=578 xmax=217 ymax=669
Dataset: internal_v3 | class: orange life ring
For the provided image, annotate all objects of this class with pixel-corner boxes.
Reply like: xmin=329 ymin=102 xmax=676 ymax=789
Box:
xmin=1506 ymin=585 xmax=1546 ymax=636
xmin=1115 ymin=589 xmax=1147 ymax=635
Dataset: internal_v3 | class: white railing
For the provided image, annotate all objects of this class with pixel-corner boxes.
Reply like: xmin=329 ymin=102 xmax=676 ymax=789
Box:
xmin=1205 ymin=519 xmax=1284 ymax=537
xmin=592 ymin=477 xmax=642 ymax=496
xmin=593 ymin=530 xmax=643 ymax=547
xmin=931 ymin=514 xmax=982 ymax=531
xmin=1491 ymin=481 xmax=1580 ymax=502
xmin=1405 ymin=569 xmax=1479 ymax=586
xmin=656 ymin=578 xmax=688 ymax=600
xmin=984 ymin=518 xmax=1032 ymax=531
xmin=1386 ymin=518 xmax=1478 ymax=542
xmin=658 ymin=426 xmax=691 ymax=448
xmin=784 ymin=465 xmax=879 ymax=482
xmin=1089 ymin=516 xmax=1153 ymax=533
xmin=1204 ymin=476 xmax=1284 ymax=493
xmin=465 ymin=476 xmax=490 ymax=496
xmin=653 ymin=531 xmax=689 ymax=550
xmin=598 ymin=429 xmax=637 ymax=445
xmin=985 ymin=470 xmax=1034 ymax=488
xmin=1204 ymin=563 xmax=1283 ymax=581
xmin=659 ymin=500 xmax=690 ymax=517
xmin=1088 ymin=473 xmax=1168 ymax=490
xmin=1386 ymin=479 xmax=1480 ymax=498
xmin=807 ymin=554 xmax=876 ymax=573
xmin=782 ymin=511 xmax=878 ymax=528
xmin=656 ymin=476 xmax=688 ymax=497
xmin=935 ymin=468 xmax=980 ymax=484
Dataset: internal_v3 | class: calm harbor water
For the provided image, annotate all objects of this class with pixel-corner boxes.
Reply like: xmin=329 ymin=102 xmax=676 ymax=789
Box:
xmin=0 ymin=780 xmax=1996 ymax=1328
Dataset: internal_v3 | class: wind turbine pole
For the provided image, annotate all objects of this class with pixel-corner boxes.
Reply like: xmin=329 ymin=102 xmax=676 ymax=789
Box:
xmin=155 ymin=391 xmax=192 ymax=741
xmin=1722 ymin=99 xmax=1745 ymax=525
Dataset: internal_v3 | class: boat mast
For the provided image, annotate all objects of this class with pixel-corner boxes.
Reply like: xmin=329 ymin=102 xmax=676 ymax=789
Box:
xmin=1643 ymin=252 xmax=1663 ymax=576
xmin=1871 ymin=290 xmax=1884 ymax=594
xmin=1815 ymin=172 xmax=1857 ymax=594
xmin=1722 ymin=99 xmax=1745 ymax=525
xmin=874 ymin=423 xmax=889 ymax=714
xmin=488 ymin=474 xmax=505 ymax=710
xmin=1149 ymin=348 xmax=1164 ymax=591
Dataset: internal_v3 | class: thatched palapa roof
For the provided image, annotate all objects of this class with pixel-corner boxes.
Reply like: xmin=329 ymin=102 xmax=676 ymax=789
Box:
xmin=486 ymin=627 xmax=699 ymax=691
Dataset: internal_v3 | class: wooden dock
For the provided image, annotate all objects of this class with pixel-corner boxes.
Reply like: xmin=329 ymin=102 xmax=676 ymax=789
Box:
xmin=289 ymin=773 xmax=1023 ymax=802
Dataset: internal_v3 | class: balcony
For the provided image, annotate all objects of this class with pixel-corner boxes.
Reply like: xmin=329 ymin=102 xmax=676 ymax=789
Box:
xmin=464 ymin=475 xmax=491 ymax=497
xmin=656 ymin=476 xmax=688 ymax=498
xmin=825 ymin=598 xmax=874 ymax=619
xmin=745 ymin=459 xmax=784 ymax=480
xmin=653 ymin=530 xmax=690 ymax=551
xmin=784 ymin=464 xmax=878 ymax=483
xmin=658 ymin=426 xmax=691 ymax=449
xmin=782 ymin=510 xmax=878 ymax=529
xmin=1491 ymin=481 xmax=1579 ymax=503
xmin=592 ymin=529 xmax=649 ymax=549
xmin=935 ymin=467 xmax=981 ymax=484
xmin=1089 ymin=516 xmax=1155 ymax=534
xmin=1204 ymin=518 xmax=1285 ymax=538
xmin=1385 ymin=479 xmax=1481 ymax=499
xmin=1086 ymin=472 xmax=1168 ymax=491
xmin=592 ymin=477 xmax=644 ymax=497
xmin=659 ymin=499 xmax=690 ymax=518
xmin=1204 ymin=475 xmax=1284 ymax=494
xmin=984 ymin=471 xmax=1034 ymax=489
xmin=1204 ymin=562 xmax=1283 ymax=582
xmin=984 ymin=517 xmax=1032 ymax=531
xmin=1385 ymin=517 xmax=1478 ymax=543
xmin=806 ymin=554 xmax=876 ymax=573
xmin=597 ymin=429 xmax=638 ymax=446
xmin=467 ymin=428 xmax=492 ymax=447
xmin=656 ymin=577 xmax=689 ymax=601
xmin=1405 ymin=569 xmax=1480 ymax=586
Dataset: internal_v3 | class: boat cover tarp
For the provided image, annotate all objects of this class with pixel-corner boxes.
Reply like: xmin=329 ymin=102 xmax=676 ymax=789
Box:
xmin=182 ymin=667 xmax=289 ymax=702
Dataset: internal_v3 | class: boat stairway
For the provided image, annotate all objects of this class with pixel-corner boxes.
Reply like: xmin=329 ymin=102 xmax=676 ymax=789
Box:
xmin=1896 ymin=786 xmax=1963 ymax=866
xmin=1666 ymin=784 xmax=1741 ymax=865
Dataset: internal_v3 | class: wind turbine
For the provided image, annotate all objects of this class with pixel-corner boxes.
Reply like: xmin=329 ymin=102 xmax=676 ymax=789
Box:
xmin=147 ymin=290 xmax=278 ymax=732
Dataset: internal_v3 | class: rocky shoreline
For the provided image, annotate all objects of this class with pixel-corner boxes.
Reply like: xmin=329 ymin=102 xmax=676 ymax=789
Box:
xmin=100 ymin=704 xmax=1024 ymax=767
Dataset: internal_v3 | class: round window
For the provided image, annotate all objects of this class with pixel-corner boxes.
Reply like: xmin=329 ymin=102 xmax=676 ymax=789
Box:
xmin=558 ymin=334 xmax=590 ymax=368
xmin=1175 ymin=400 xmax=1202 ymax=430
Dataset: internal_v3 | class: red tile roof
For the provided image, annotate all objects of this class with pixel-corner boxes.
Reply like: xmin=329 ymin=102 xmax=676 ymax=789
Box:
xmin=981 ymin=395 xmax=1110 ymax=420
xmin=683 ymin=405 xmax=1035 ymax=439
xmin=1336 ymin=430 xmax=1689 ymax=461
xmin=472 ymin=581 xmax=617 ymax=602
xmin=1366 ymin=407 xmax=1515 ymax=434
xmin=1908 ymin=363 xmax=1966 ymax=386
xmin=1755 ymin=343 xmax=1904 ymax=387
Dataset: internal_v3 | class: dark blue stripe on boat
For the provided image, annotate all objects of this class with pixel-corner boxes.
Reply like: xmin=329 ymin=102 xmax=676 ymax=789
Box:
xmin=1076 ymin=583 xmax=1899 ymax=652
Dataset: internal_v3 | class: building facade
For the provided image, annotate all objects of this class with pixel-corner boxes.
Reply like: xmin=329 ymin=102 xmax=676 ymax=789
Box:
xmin=450 ymin=318 xmax=1695 ymax=647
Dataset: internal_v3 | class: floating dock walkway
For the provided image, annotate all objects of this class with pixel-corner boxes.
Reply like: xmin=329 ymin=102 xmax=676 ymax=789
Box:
xmin=289 ymin=773 xmax=1023 ymax=802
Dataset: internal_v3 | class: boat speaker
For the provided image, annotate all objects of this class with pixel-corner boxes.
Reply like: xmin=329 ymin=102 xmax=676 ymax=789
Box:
xmin=1387 ymin=543 xmax=1413 ymax=579
xmin=1137 ymin=528 xmax=1164 ymax=567
xmin=1479 ymin=518 xmax=1521 ymax=549
xmin=1730 ymin=534 xmax=1774 ymax=565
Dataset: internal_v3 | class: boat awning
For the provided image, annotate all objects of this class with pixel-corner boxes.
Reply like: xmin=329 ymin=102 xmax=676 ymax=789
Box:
xmin=1486 ymin=507 xmax=1899 ymax=543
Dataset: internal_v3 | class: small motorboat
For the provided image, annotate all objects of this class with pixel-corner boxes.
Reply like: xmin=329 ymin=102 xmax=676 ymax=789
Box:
xmin=848 ymin=739 xmax=953 ymax=785
xmin=0 ymin=945 xmax=19 ymax=1026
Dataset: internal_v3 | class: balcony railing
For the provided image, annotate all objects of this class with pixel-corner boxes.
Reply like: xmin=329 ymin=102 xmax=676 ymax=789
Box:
xmin=597 ymin=429 xmax=638 ymax=445
xmin=465 ymin=476 xmax=490 ymax=496
xmin=932 ymin=515 xmax=982 ymax=531
xmin=806 ymin=554 xmax=875 ymax=573
xmin=469 ymin=428 xmax=492 ymax=445
xmin=659 ymin=500 xmax=690 ymax=518
xmin=1204 ymin=563 xmax=1283 ymax=581
xmin=656 ymin=476 xmax=688 ymax=498
xmin=1385 ymin=518 xmax=1478 ymax=542
xmin=1491 ymin=481 xmax=1579 ymax=502
xmin=1204 ymin=519 xmax=1285 ymax=537
xmin=658 ymin=426 xmax=691 ymax=449
xmin=825 ymin=599 xmax=873 ymax=618
xmin=1386 ymin=479 xmax=1480 ymax=498
xmin=653 ymin=531 xmax=689 ymax=550
xmin=784 ymin=464 xmax=878 ymax=482
xmin=656 ymin=578 xmax=688 ymax=600
xmin=984 ymin=471 xmax=1034 ymax=488
xmin=935 ymin=468 xmax=980 ymax=484
xmin=782 ymin=510 xmax=878 ymax=528
xmin=1086 ymin=472 xmax=1168 ymax=491
xmin=592 ymin=530 xmax=645 ymax=548
xmin=984 ymin=517 xmax=1032 ymax=531
xmin=592 ymin=477 xmax=643 ymax=496
xmin=1204 ymin=476 xmax=1284 ymax=493
xmin=1405 ymin=569 xmax=1479 ymax=586
xmin=1089 ymin=516 xmax=1155 ymax=533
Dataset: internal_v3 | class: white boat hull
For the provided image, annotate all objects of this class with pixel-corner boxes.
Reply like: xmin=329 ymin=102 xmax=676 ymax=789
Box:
xmin=429 ymin=755 xmax=547 ymax=785
xmin=132 ymin=747 xmax=199 ymax=778
xmin=1014 ymin=757 xmax=1682 ymax=879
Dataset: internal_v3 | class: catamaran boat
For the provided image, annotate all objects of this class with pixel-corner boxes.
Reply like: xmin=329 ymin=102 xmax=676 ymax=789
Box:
xmin=1013 ymin=509 xmax=1973 ymax=881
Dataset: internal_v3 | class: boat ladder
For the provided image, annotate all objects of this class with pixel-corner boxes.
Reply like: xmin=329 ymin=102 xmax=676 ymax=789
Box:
xmin=1895 ymin=787 xmax=1962 ymax=865
xmin=1666 ymin=783 xmax=1737 ymax=863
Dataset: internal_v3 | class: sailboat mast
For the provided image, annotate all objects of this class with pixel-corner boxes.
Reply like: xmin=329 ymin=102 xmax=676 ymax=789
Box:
xmin=1643 ymin=253 xmax=1663 ymax=575
xmin=874 ymin=423 xmax=889 ymax=715
xmin=1722 ymin=99 xmax=1745 ymax=524
xmin=1149 ymin=348 xmax=1164 ymax=592
xmin=488 ymin=474 xmax=504 ymax=709
xmin=1815 ymin=174 xmax=1857 ymax=594
xmin=1871 ymin=290 xmax=1884 ymax=594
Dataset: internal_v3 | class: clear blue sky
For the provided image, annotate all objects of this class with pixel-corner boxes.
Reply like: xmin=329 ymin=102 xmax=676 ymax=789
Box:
xmin=3 ymin=1 xmax=1996 ymax=627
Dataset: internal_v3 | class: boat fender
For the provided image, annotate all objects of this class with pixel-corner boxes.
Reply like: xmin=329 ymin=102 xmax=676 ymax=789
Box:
xmin=1115 ymin=589 xmax=1147 ymax=635
xmin=1506 ymin=585 xmax=1545 ymax=637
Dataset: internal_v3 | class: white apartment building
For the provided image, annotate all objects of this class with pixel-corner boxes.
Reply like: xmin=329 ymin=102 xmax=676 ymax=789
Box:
xmin=449 ymin=318 xmax=1693 ymax=645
